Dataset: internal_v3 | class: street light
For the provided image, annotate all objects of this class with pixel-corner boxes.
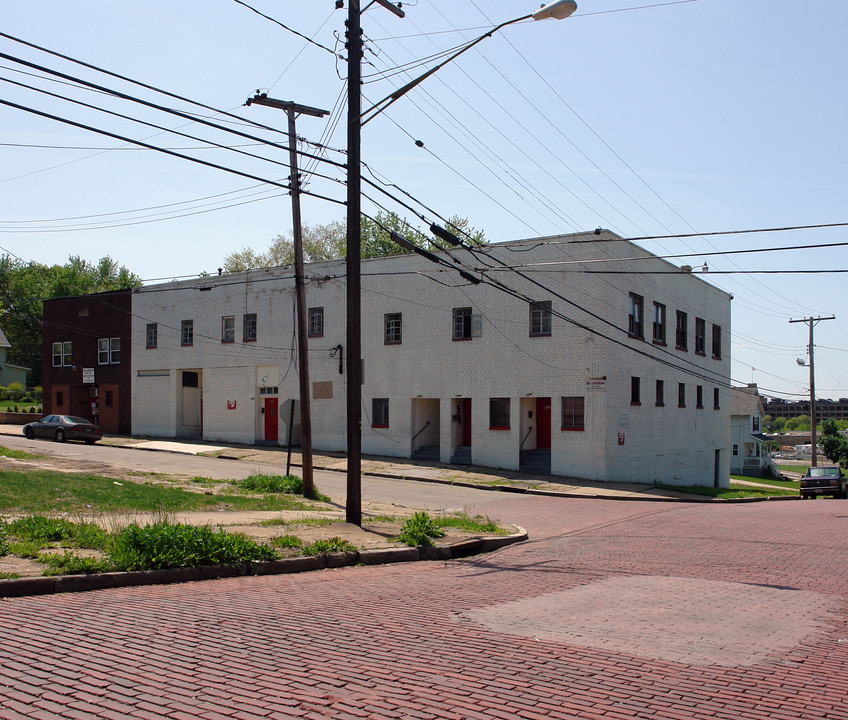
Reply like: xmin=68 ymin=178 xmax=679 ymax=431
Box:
xmin=344 ymin=0 xmax=577 ymax=525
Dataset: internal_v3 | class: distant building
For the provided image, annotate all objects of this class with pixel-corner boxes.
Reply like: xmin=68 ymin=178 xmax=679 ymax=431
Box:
xmin=730 ymin=383 xmax=771 ymax=476
xmin=0 ymin=327 xmax=29 ymax=388
xmin=764 ymin=398 xmax=848 ymax=422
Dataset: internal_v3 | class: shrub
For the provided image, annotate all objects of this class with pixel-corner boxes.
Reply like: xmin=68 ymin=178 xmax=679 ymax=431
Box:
xmin=394 ymin=511 xmax=446 ymax=547
xmin=33 ymin=386 xmax=43 ymax=402
xmin=6 ymin=383 xmax=24 ymax=402
xmin=7 ymin=515 xmax=109 ymax=549
xmin=108 ymin=521 xmax=277 ymax=571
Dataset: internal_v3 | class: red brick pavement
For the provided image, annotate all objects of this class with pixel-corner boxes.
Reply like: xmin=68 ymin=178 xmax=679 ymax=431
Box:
xmin=1 ymin=497 xmax=847 ymax=719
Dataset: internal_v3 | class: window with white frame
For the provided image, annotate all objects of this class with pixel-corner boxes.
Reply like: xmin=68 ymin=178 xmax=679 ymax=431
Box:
xmin=712 ymin=324 xmax=722 ymax=359
xmin=181 ymin=319 xmax=193 ymax=347
xmin=52 ymin=341 xmax=72 ymax=367
xmin=652 ymin=302 xmax=666 ymax=344
xmin=308 ymin=307 xmax=324 ymax=337
xmin=146 ymin=323 xmax=158 ymax=349
xmin=628 ymin=294 xmax=644 ymax=338
xmin=98 ymin=337 xmax=120 ymax=365
xmin=561 ymin=396 xmax=585 ymax=430
xmin=676 ymin=311 xmax=688 ymax=350
xmin=384 ymin=313 xmax=402 ymax=345
xmin=221 ymin=316 xmax=235 ymax=343
xmin=695 ymin=317 xmax=706 ymax=355
xmin=243 ymin=313 xmax=257 ymax=342
xmin=453 ymin=307 xmax=472 ymax=340
xmin=529 ymin=301 xmax=552 ymax=337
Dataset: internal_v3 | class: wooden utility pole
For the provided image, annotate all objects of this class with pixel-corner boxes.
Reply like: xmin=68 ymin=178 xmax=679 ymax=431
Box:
xmin=246 ymin=94 xmax=328 ymax=497
xmin=790 ymin=315 xmax=835 ymax=467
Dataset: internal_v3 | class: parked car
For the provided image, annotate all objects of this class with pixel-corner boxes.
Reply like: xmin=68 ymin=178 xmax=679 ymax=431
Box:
xmin=799 ymin=466 xmax=846 ymax=500
xmin=22 ymin=415 xmax=102 ymax=444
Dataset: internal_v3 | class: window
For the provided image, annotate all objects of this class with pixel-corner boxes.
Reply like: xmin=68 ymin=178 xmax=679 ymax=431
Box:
xmin=655 ymin=380 xmax=664 ymax=407
xmin=695 ymin=317 xmax=706 ymax=355
xmin=146 ymin=323 xmax=158 ymax=349
xmin=99 ymin=337 xmax=120 ymax=364
xmin=712 ymin=324 xmax=722 ymax=359
xmin=105 ymin=390 xmax=114 ymax=408
xmin=530 ymin=301 xmax=552 ymax=337
xmin=258 ymin=386 xmax=279 ymax=395
xmin=181 ymin=320 xmax=193 ymax=347
xmin=561 ymin=396 xmax=585 ymax=430
xmin=697 ymin=385 xmax=704 ymax=409
xmin=676 ymin=311 xmax=688 ymax=350
xmin=308 ymin=307 xmax=324 ymax=337
xmin=753 ymin=416 xmax=760 ymax=432
xmin=384 ymin=313 xmax=402 ymax=345
xmin=678 ymin=383 xmax=686 ymax=408
xmin=221 ymin=316 xmax=235 ymax=343
xmin=52 ymin=341 xmax=72 ymax=367
xmin=628 ymin=294 xmax=644 ymax=338
xmin=243 ymin=313 xmax=257 ymax=342
xmin=652 ymin=302 xmax=666 ymax=344
xmin=55 ymin=391 xmax=63 ymax=407
xmin=453 ymin=307 xmax=472 ymax=340
xmin=372 ymin=398 xmax=389 ymax=428
xmin=631 ymin=376 xmax=641 ymax=405
xmin=733 ymin=444 xmax=739 ymax=456
xmin=714 ymin=388 xmax=720 ymax=410
xmin=489 ymin=398 xmax=510 ymax=429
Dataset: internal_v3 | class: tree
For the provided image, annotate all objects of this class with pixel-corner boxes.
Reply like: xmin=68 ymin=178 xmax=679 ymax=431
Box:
xmin=819 ymin=419 xmax=848 ymax=468
xmin=764 ymin=415 xmax=787 ymax=434
xmin=0 ymin=254 xmax=141 ymax=386
xmin=784 ymin=415 xmax=811 ymax=432
xmin=222 ymin=213 xmax=486 ymax=271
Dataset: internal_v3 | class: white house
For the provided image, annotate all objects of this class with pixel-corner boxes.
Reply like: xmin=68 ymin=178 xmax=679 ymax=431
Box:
xmin=0 ymin=328 xmax=29 ymax=388
xmin=131 ymin=230 xmax=732 ymax=487
xmin=730 ymin=383 xmax=772 ymax=476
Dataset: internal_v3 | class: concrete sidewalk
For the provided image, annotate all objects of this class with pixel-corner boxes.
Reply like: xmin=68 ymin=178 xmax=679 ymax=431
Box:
xmin=2 ymin=422 xmax=722 ymax=502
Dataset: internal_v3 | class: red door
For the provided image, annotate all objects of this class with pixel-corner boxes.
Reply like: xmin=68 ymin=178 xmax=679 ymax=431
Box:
xmin=462 ymin=398 xmax=472 ymax=446
xmin=264 ymin=398 xmax=279 ymax=442
xmin=536 ymin=397 xmax=551 ymax=449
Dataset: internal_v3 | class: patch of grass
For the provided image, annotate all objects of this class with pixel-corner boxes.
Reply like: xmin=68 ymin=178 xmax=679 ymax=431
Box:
xmin=258 ymin=516 xmax=337 ymax=529
xmin=9 ymin=540 xmax=42 ymax=558
xmin=779 ymin=464 xmax=809 ymax=475
xmin=108 ymin=520 xmax=278 ymax=571
xmin=394 ymin=511 xmax=446 ymax=547
xmin=234 ymin=473 xmax=331 ymax=502
xmin=269 ymin=534 xmax=302 ymax=549
xmin=654 ymin=483 xmax=798 ymax=499
xmin=190 ymin=476 xmax=219 ymax=485
xmin=0 ymin=445 xmax=37 ymax=460
xmin=6 ymin=515 xmax=110 ymax=550
xmin=0 ymin=469 xmax=318 ymax=514
xmin=0 ymin=572 xmax=21 ymax=580
xmin=730 ymin=475 xmax=800 ymax=490
xmin=39 ymin=552 xmax=114 ymax=576
xmin=301 ymin=537 xmax=357 ymax=555
xmin=434 ymin=512 xmax=508 ymax=535
xmin=0 ymin=521 xmax=8 ymax=555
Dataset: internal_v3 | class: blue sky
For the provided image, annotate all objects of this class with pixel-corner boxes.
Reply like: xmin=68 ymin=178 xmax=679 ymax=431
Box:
xmin=1 ymin=0 xmax=847 ymax=401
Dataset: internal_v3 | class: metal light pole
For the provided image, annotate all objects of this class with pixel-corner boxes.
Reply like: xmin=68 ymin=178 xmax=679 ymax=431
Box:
xmin=344 ymin=0 xmax=577 ymax=525
xmin=246 ymin=93 xmax=328 ymax=497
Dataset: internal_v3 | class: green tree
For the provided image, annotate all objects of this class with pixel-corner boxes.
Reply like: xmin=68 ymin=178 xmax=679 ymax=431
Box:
xmin=764 ymin=415 xmax=787 ymax=434
xmin=819 ymin=419 xmax=848 ymax=467
xmin=222 ymin=214 xmax=486 ymax=271
xmin=0 ymin=254 xmax=141 ymax=386
xmin=784 ymin=414 xmax=811 ymax=432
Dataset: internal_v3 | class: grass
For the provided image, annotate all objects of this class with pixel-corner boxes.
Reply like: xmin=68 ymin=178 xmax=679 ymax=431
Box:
xmin=233 ymin=473 xmax=331 ymax=502
xmin=0 ymin=468 xmax=323 ymax=514
xmin=730 ymin=475 xmax=800 ymax=490
xmin=779 ymin=464 xmax=809 ymax=475
xmin=434 ymin=512 xmax=509 ymax=535
xmin=655 ymin=483 xmax=798 ymax=499
xmin=394 ymin=511 xmax=446 ymax=547
xmin=0 ymin=445 xmax=38 ymax=460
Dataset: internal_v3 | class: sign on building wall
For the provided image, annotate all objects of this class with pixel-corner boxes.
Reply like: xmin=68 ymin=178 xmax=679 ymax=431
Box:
xmin=82 ymin=368 xmax=95 ymax=384
xmin=227 ymin=400 xmax=236 ymax=410
xmin=587 ymin=377 xmax=606 ymax=391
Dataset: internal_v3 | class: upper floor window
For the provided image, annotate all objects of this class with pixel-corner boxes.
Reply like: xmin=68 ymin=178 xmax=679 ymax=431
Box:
xmin=453 ymin=307 xmax=472 ymax=341
xmin=181 ymin=319 xmax=194 ymax=347
xmin=631 ymin=376 xmax=641 ymax=405
xmin=676 ymin=311 xmax=688 ymax=350
xmin=384 ymin=313 xmax=402 ymax=345
xmin=308 ymin=307 xmax=324 ymax=338
xmin=714 ymin=387 xmax=720 ymax=410
xmin=678 ymin=382 xmax=686 ymax=408
xmin=695 ymin=317 xmax=706 ymax=355
xmin=712 ymin=324 xmax=722 ymax=359
xmin=146 ymin=323 xmax=158 ymax=349
xmin=222 ymin=316 xmax=235 ymax=344
xmin=561 ymin=396 xmax=585 ymax=430
xmin=489 ymin=397 xmax=511 ymax=429
xmin=98 ymin=337 xmax=120 ymax=365
xmin=52 ymin=341 xmax=72 ymax=367
xmin=372 ymin=398 xmax=389 ymax=428
xmin=696 ymin=385 xmax=704 ymax=409
xmin=652 ymin=302 xmax=666 ymax=344
xmin=753 ymin=416 xmax=760 ymax=432
xmin=243 ymin=313 xmax=257 ymax=342
xmin=628 ymin=294 xmax=644 ymax=339
xmin=655 ymin=380 xmax=665 ymax=407
xmin=530 ymin=301 xmax=552 ymax=337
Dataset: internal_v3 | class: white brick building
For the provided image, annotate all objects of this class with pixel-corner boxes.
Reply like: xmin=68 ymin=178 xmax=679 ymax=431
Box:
xmin=131 ymin=230 xmax=732 ymax=487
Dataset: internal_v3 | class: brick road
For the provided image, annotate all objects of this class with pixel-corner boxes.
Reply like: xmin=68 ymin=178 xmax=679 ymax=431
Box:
xmin=1 ymin=496 xmax=847 ymax=719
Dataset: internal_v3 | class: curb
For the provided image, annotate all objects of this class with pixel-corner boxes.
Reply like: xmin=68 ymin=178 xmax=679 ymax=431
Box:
xmin=0 ymin=528 xmax=528 ymax=599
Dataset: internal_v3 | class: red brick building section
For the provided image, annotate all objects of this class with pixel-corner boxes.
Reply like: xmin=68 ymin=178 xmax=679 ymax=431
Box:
xmin=42 ymin=290 xmax=132 ymax=435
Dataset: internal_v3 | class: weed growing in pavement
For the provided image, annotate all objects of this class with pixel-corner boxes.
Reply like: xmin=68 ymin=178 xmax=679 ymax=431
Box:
xmin=259 ymin=516 xmax=336 ymax=528
xmin=8 ymin=540 xmax=42 ymax=558
xmin=0 ymin=572 xmax=21 ymax=579
xmin=301 ymin=537 xmax=357 ymax=555
xmin=39 ymin=552 xmax=114 ymax=576
xmin=269 ymin=534 xmax=303 ymax=549
xmin=394 ymin=511 xmax=446 ymax=547
xmin=434 ymin=512 xmax=508 ymax=535
xmin=7 ymin=515 xmax=110 ymax=549
xmin=108 ymin=520 xmax=278 ymax=571
xmin=0 ymin=520 xmax=8 ymax=555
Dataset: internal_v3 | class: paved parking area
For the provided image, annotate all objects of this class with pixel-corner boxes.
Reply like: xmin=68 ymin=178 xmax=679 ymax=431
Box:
xmin=1 ymin=496 xmax=847 ymax=719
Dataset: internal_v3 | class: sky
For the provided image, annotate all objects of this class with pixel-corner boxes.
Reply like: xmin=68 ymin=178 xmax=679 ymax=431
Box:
xmin=1 ymin=0 xmax=847 ymax=402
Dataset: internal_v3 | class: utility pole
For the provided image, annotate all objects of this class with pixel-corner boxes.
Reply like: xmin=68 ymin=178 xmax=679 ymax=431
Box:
xmin=246 ymin=93 xmax=328 ymax=497
xmin=790 ymin=315 xmax=835 ymax=467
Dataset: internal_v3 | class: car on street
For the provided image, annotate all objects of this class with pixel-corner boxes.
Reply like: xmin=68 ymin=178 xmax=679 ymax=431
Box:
xmin=799 ymin=465 xmax=846 ymax=499
xmin=22 ymin=415 xmax=102 ymax=444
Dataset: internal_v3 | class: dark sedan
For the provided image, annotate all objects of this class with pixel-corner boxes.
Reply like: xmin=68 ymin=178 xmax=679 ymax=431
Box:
xmin=22 ymin=415 xmax=102 ymax=444
xmin=800 ymin=465 xmax=846 ymax=499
